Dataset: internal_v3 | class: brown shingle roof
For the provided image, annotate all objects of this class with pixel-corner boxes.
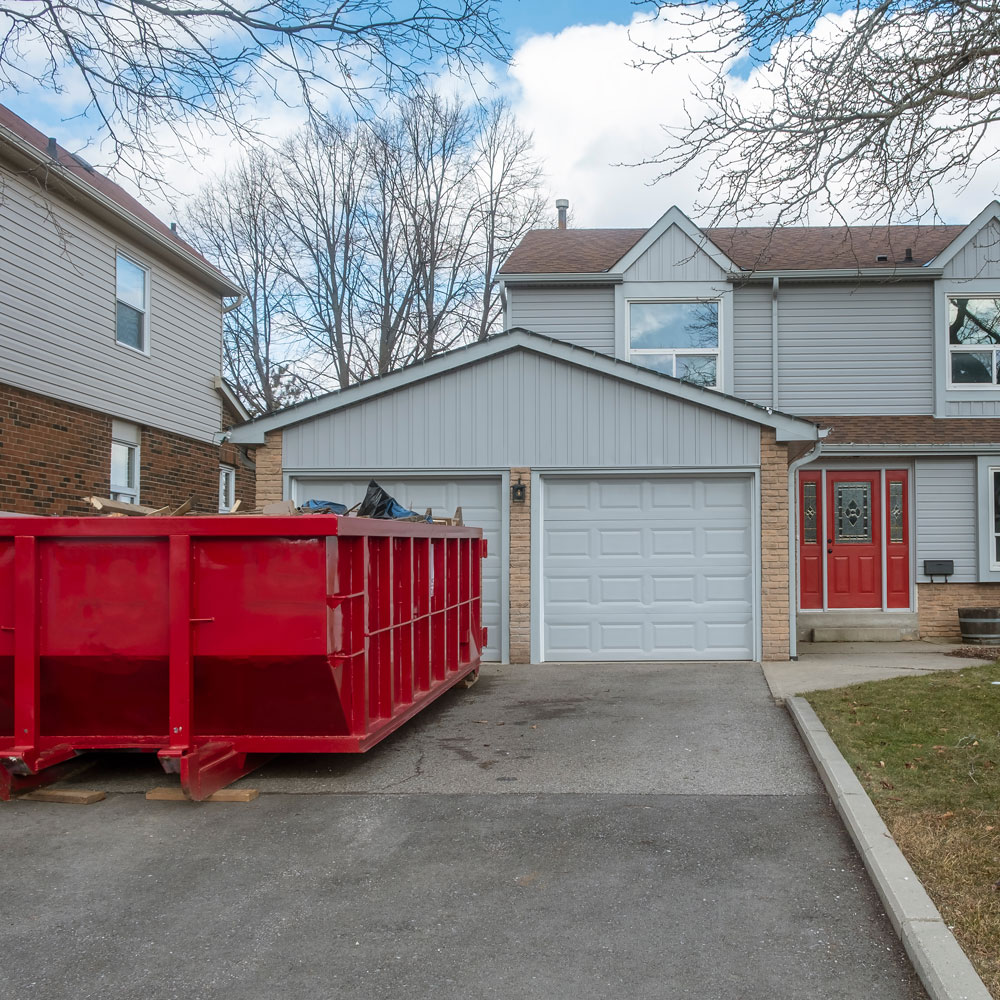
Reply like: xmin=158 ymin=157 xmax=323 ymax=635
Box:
xmin=820 ymin=415 xmax=1000 ymax=446
xmin=0 ymin=104 xmax=238 ymax=294
xmin=499 ymin=222 xmax=967 ymax=275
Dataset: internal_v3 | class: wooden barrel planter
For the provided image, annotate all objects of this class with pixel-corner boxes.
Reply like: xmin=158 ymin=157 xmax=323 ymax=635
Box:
xmin=957 ymin=607 xmax=1000 ymax=645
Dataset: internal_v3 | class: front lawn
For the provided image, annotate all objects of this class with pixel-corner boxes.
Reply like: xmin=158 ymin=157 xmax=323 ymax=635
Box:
xmin=808 ymin=662 xmax=1000 ymax=998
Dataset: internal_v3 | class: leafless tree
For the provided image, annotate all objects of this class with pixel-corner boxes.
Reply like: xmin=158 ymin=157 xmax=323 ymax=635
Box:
xmin=183 ymin=150 xmax=310 ymax=414
xmin=278 ymin=117 xmax=367 ymax=389
xmin=631 ymin=0 xmax=1000 ymax=224
xmin=468 ymin=99 xmax=545 ymax=341
xmin=0 ymin=0 xmax=508 ymax=185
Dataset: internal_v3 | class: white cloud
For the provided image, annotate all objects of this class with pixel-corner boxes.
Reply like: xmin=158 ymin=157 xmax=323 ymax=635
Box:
xmin=506 ymin=11 xmax=1000 ymax=228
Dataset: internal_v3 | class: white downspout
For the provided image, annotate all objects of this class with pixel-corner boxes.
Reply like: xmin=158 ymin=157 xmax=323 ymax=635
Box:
xmin=787 ymin=433 xmax=828 ymax=659
xmin=771 ymin=277 xmax=780 ymax=408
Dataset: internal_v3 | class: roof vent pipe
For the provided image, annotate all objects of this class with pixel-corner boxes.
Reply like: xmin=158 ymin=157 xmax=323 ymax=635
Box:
xmin=556 ymin=198 xmax=569 ymax=230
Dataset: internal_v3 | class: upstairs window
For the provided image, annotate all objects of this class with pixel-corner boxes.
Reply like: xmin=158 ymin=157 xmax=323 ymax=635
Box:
xmin=948 ymin=296 xmax=1000 ymax=386
xmin=627 ymin=300 xmax=720 ymax=388
xmin=116 ymin=253 xmax=148 ymax=352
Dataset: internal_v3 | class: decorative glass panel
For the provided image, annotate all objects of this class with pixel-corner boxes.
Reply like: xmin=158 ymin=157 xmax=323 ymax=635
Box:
xmin=834 ymin=482 xmax=871 ymax=544
xmin=629 ymin=301 xmax=719 ymax=350
xmin=949 ymin=297 xmax=1000 ymax=345
xmin=951 ymin=350 xmax=993 ymax=383
xmin=675 ymin=355 xmax=717 ymax=387
xmin=888 ymin=481 xmax=904 ymax=543
xmin=803 ymin=482 xmax=818 ymax=544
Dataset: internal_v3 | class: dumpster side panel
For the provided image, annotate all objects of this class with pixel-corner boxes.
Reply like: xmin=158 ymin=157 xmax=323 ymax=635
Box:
xmin=0 ymin=540 xmax=12 ymax=738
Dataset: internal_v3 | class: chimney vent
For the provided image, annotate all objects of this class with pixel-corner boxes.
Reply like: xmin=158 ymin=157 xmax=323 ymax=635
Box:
xmin=556 ymin=198 xmax=569 ymax=230
xmin=904 ymin=247 xmax=913 ymax=262
xmin=170 ymin=222 xmax=177 ymax=234
xmin=47 ymin=137 xmax=57 ymax=159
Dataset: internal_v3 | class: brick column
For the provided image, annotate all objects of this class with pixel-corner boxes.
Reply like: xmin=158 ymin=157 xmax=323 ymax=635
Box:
xmin=254 ymin=430 xmax=284 ymax=507
xmin=760 ymin=427 xmax=791 ymax=661
xmin=509 ymin=467 xmax=531 ymax=664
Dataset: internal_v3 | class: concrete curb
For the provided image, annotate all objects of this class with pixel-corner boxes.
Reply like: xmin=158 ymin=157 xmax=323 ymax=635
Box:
xmin=787 ymin=696 xmax=992 ymax=1000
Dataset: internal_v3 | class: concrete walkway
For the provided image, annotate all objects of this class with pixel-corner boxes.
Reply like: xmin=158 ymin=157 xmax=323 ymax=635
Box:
xmin=2 ymin=663 xmax=926 ymax=1000
xmin=762 ymin=640 xmax=996 ymax=702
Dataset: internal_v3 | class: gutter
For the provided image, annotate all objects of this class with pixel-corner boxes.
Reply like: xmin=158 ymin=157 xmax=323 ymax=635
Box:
xmin=729 ymin=267 xmax=943 ymax=283
xmin=786 ymin=432 xmax=829 ymax=660
xmin=498 ymin=272 xmax=623 ymax=285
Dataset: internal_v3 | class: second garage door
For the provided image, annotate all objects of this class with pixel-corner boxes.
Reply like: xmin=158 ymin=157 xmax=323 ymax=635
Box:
xmin=289 ymin=475 xmax=504 ymax=662
xmin=541 ymin=475 xmax=755 ymax=661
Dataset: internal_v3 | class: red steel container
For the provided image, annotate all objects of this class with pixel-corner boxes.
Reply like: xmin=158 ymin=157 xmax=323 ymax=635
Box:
xmin=0 ymin=515 xmax=486 ymax=799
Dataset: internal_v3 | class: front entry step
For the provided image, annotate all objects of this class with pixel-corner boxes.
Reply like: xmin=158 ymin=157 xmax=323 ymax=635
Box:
xmin=798 ymin=612 xmax=919 ymax=643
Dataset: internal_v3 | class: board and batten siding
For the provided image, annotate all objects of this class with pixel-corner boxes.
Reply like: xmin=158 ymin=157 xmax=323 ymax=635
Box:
xmin=914 ymin=457 xmax=978 ymax=583
xmin=941 ymin=219 xmax=1000 ymax=279
xmin=0 ymin=165 xmax=223 ymax=442
xmin=776 ymin=282 xmax=935 ymax=415
xmin=732 ymin=284 xmax=773 ymax=406
xmin=282 ymin=348 xmax=760 ymax=471
xmin=506 ymin=285 xmax=615 ymax=355
xmin=623 ymin=225 xmax=726 ymax=282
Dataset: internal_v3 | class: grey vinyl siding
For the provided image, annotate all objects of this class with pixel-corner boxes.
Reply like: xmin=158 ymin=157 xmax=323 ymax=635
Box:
xmin=915 ymin=457 xmax=977 ymax=582
xmin=283 ymin=348 xmax=760 ymax=470
xmin=776 ymin=282 xmax=935 ymax=414
xmin=0 ymin=165 xmax=223 ymax=442
xmin=624 ymin=225 xmax=726 ymax=282
xmin=506 ymin=285 xmax=615 ymax=354
xmin=945 ymin=399 xmax=1000 ymax=417
xmin=732 ymin=285 xmax=773 ymax=405
xmin=941 ymin=219 xmax=1000 ymax=279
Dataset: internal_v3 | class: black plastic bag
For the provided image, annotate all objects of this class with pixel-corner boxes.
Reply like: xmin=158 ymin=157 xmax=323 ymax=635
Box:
xmin=357 ymin=480 xmax=429 ymax=521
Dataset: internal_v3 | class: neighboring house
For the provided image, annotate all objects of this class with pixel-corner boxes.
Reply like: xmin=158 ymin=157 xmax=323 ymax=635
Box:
xmin=229 ymin=201 xmax=1000 ymax=664
xmin=0 ymin=105 xmax=254 ymax=515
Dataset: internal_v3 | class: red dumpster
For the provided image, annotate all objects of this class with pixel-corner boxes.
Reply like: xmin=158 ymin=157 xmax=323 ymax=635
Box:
xmin=0 ymin=515 xmax=486 ymax=800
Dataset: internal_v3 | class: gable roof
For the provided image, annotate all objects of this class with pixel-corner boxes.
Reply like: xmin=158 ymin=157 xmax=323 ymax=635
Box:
xmin=229 ymin=328 xmax=823 ymax=445
xmin=924 ymin=200 xmax=1000 ymax=270
xmin=0 ymin=104 xmax=241 ymax=297
xmin=500 ymin=219 xmax=966 ymax=276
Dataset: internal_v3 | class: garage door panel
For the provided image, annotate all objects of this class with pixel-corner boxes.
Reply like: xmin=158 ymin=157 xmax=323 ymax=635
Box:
xmin=291 ymin=476 xmax=503 ymax=662
xmin=542 ymin=475 xmax=754 ymax=661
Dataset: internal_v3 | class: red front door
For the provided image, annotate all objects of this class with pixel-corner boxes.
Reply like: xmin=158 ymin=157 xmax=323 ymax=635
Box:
xmin=826 ymin=472 xmax=881 ymax=608
xmin=799 ymin=470 xmax=910 ymax=610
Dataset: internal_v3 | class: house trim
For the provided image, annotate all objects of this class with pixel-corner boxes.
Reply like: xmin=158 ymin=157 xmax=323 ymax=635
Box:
xmin=612 ymin=206 xmax=737 ymax=275
xmin=229 ymin=329 xmax=823 ymax=445
xmin=927 ymin=200 xmax=1000 ymax=271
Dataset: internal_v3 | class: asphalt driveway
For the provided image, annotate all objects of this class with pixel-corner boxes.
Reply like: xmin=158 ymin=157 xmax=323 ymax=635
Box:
xmin=3 ymin=662 xmax=925 ymax=999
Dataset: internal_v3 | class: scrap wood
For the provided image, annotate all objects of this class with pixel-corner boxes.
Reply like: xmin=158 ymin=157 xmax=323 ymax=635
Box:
xmin=146 ymin=786 xmax=259 ymax=802
xmin=83 ymin=496 xmax=158 ymax=516
xmin=227 ymin=499 xmax=242 ymax=513
xmin=20 ymin=788 xmax=106 ymax=804
xmin=261 ymin=499 xmax=298 ymax=515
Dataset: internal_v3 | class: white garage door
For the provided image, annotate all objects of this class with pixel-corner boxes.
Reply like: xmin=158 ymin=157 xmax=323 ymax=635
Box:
xmin=290 ymin=476 xmax=504 ymax=662
xmin=542 ymin=476 xmax=755 ymax=661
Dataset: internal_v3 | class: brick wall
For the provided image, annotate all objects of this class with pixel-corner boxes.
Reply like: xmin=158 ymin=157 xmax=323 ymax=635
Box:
xmin=509 ymin=467 xmax=531 ymax=663
xmin=255 ymin=431 xmax=284 ymax=506
xmin=918 ymin=582 xmax=1000 ymax=638
xmin=760 ymin=427 xmax=791 ymax=661
xmin=0 ymin=383 xmax=111 ymax=515
xmin=0 ymin=381 xmax=256 ymax=515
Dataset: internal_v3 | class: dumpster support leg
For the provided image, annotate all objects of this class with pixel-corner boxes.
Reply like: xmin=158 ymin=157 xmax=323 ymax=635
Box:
xmin=158 ymin=743 xmax=273 ymax=802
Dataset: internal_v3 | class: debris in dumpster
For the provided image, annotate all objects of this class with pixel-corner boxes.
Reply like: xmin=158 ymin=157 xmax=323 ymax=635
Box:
xmin=299 ymin=499 xmax=349 ymax=515
xmin=83 ymin=496 xmax=159 ymax=516
xmin=261 ymin=499 xmax=299 ymax=515
xmin=357 ymin=480 xmax=431 ymax=522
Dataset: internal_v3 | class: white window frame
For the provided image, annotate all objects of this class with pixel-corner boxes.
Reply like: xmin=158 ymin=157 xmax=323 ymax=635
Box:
xmin=115 ymin=252 xmax=150 ymax=355
xmin=110 ymin=420 xmax=141 ymax=504
xmin=946 ymin=292 xmax=1000 ymax=390
xmin=218 ymin=464 xmax=236 ymax=512
xmin=625 ymin=297 xmax=723 ymax=390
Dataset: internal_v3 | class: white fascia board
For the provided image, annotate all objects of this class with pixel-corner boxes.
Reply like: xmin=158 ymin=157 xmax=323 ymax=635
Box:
xmin=214 ymin=377 xmax=252 ymax=422
xmin=498 ymin=273 xmax=622 ymax=284
xmin=613 ymin=206 xmax=737 ymax=274
xmin=0 ymin=125 xmax=243 ymax=298
xmin=823 ymin=442 xmax=1000 ymax=455
xmin=927 ymin=201 xmax=1000 ymax=269
xmin=729 ymin=267 xmax=943 ymax=282
xmin=229 ymin=329 xmax=822 ymax=444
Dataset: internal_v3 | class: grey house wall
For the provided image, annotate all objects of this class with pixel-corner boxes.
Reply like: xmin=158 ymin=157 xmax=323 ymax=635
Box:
xmin=941 ymin=219 xmax=1000 ymax=279
xmin=914 ymin=457 xmax=978 ymax=583
xmin=282 ymin=348 xmax=761 ymax=471
xmin=732 ymin=284 xmax=773 ymax=406
xmin=506 ymin=285 xmax=615 ymax=354
xmin=0 ymin=164 xmax=224 ymax=442
xmin=623 ymin=224 xmax=727 ymax=282
xmin=776 ymin=283 xmax=935 ymax=415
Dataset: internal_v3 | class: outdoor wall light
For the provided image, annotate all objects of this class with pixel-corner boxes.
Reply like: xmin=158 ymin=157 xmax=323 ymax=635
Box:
xmin=511 ymin=480 xmax=526 ymax=503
